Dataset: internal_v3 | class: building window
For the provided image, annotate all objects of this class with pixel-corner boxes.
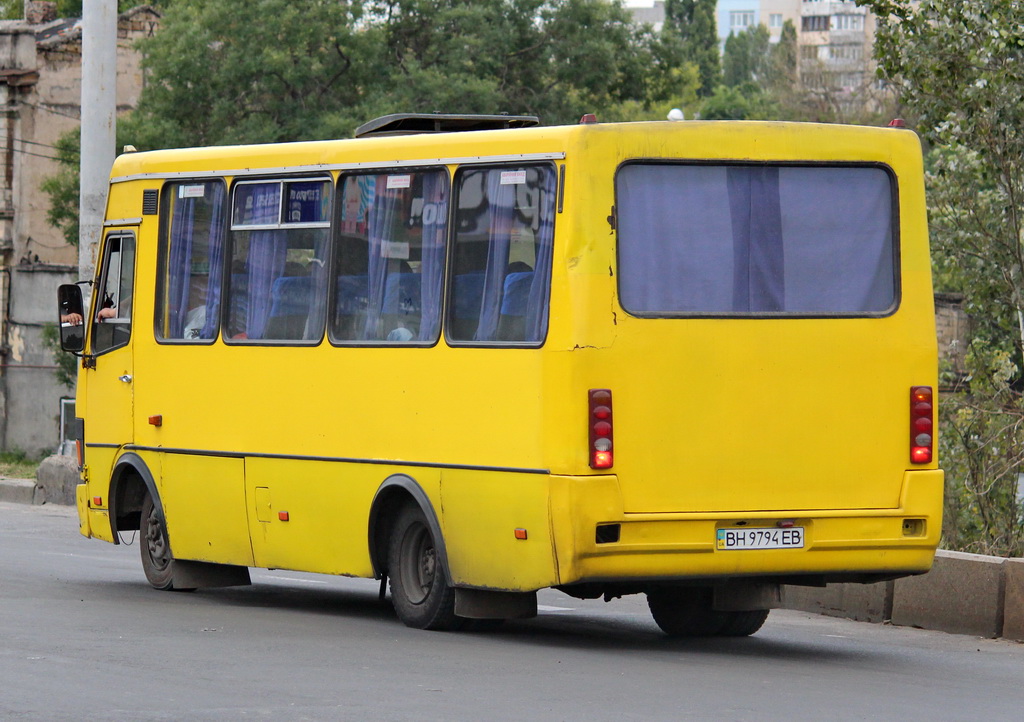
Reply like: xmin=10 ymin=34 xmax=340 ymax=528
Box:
xmin=800 ymin=45 xmax=820 ymax=61
xmin=769 ymin=13 xmax=783 ymax=28
xmin=829 ymin=44 xmax=864 ymax=60
xmin=730 ymin=11 xmax=755 ymax=30
xmin=802 ymin=15 xmax=829 ymax=32
xmin=832 ymin=14 xmax=865 ymax=31
xmin=836 ymin=72 xmax=864 ymax=89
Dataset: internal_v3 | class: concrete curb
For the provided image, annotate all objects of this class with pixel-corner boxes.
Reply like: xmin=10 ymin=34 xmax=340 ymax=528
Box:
xmin=783 ymin=549 xmax=1024 ymax=642
xmin=0 ymin=454 xmax=80 ymax=506
xmin=0 ymin=478 xmax=42 ymax=504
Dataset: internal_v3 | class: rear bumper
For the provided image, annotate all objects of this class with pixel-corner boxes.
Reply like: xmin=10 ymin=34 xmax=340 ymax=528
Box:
xmin=549 ymin=469 xmax=943 ymax=586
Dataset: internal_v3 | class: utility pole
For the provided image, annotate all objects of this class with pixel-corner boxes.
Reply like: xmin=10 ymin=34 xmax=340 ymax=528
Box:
xmin=78 ymin=0 xmax=117 ymax=283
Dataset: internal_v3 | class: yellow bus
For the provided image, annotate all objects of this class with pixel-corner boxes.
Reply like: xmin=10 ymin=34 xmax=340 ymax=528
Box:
xmin=58 ymin=113 xmax=943 ymax=636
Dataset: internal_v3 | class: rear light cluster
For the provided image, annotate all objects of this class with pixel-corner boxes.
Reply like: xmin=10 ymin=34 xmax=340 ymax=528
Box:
xmin=910 ymin=386 xmax=934 ymax=464
xmin=588 ymin=389 xmax=613 ymax=469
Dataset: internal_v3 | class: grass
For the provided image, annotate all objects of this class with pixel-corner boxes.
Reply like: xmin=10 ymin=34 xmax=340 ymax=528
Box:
xmin=0 ymin=451 xmax=40 ymax=479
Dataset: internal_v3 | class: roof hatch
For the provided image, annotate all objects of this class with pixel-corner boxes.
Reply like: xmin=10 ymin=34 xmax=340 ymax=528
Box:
xmin=354 ymin=113 xmax=540 ymax=138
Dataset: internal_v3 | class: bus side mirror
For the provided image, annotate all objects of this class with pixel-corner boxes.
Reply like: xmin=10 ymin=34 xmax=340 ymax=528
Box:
xmin=58 ymin=284 xmax=86 ymax=353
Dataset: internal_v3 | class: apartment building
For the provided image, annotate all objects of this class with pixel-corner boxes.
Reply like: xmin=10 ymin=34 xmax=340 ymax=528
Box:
xmin=628 ymin=0 xmax=880 ymax=93
xmin=0 ymin=3 xmax=158 ymax=456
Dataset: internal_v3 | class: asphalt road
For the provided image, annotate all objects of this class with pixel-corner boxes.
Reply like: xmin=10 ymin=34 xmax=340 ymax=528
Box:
xmin=2 ymin=501 xmax=1022 ymax=721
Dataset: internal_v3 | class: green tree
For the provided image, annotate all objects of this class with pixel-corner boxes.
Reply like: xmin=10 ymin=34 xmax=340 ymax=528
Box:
xmin=699 ymin=83 xmax=776 ymax=120
xmin=663 ymin=0 xmax=720 ymax=97
xmin=117 ymin=0 xmax=664 ymax=149
xmin=43 ymin=1 xmax=670 ymax=242
xmin=722 ymin=24 xmax=771 ymax=88
xmin=38 ymin=129 xmax=80 ymax=247
xmin=862 ymin=0 xmax=1024 ymax=555
xmin=370 ymin=0 xmax=654 ymax=125
xmin=126 ymin=0 xmax=381 ymax=147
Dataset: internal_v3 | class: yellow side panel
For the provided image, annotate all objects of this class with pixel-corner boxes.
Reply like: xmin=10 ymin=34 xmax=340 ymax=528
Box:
xmin=83 ymin=448 xmax=120 ymax=499
xmin=244 ymin=458 xmax=391 ymax=577
xmin=441 ymin=470 xmax=559 ymax=591
xmin=76 ymin=484 xmax=91 ymax=538
xmin=158 ymin=454 xmax=253 ymax=566
xmin=87 ymin=510 xmax=114 ymax=543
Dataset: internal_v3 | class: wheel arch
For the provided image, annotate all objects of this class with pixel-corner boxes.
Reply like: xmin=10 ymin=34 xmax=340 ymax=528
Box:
xmin=108 ymin=452 xmax=161 ymax=543
xmin=367 ymin=474 xmax=449 ymax=581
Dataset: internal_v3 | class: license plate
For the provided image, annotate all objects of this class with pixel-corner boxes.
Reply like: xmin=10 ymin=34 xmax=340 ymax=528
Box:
xmin=716 ymin=527 xmax=805 ymax=550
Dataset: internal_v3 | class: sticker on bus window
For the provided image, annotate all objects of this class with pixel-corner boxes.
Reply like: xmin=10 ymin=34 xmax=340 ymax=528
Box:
xmin=179 ymin=185 xmax=206 ymax=198
xmin=500 ymin=170 xmax=527 ymax=185
xmin=387 ymin=175 xmax=412 ymax=189
xmin=382 ymin=241 xmax=411 ymax=260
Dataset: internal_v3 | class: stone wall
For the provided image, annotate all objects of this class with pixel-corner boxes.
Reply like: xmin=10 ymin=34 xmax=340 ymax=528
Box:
xmin=783 ymin=549 xmax=1024 ymax=642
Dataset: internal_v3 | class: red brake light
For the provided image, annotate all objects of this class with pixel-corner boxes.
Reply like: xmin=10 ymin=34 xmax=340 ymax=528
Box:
xmin=910 ymin=386 xmax=934 ymax=464
xmin=588 ymin=389 xmax=613 ymax=469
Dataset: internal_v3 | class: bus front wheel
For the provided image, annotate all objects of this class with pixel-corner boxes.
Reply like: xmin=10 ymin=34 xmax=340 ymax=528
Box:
xmin=140 ymin=494 xmax=192 ymax=592
xmin=387 ymin=504 xmax=461 ymax=630
xmin=646 ymin=588 xmax=768 ymax=637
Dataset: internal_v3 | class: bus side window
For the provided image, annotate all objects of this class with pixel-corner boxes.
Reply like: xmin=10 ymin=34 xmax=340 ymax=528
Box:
xmin=155 ymin=182 xmax=227 ymax=342
xmin=330 ymin=170 xmax=448 ymax=345
xmin=92 ymin=233 xmax=136 ymax=355
xmin=447 ymin=165 xmax=556 ymax=345
xmin=226 ymin=180 xmax=331 ymax=343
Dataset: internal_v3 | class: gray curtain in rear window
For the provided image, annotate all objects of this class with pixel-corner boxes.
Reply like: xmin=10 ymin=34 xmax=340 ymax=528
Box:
xmin=617 ymin=164 xmax=895 ymax=315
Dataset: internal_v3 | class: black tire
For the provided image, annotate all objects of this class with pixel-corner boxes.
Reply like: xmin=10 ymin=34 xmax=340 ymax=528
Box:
xmin=387 ymin=504 xmax=461 ymax=630
xmin=647 ymin=588 xmax=769 ymax=637
xmin=718 ymin=609 xmax=770 ymax=637
xmin=647 ymin=587 xmax=728 ymax=637
xmin=463 ymin=618 xmax=505 ymax=632
xmin=140 ymin=494 xmax=192 ymax=591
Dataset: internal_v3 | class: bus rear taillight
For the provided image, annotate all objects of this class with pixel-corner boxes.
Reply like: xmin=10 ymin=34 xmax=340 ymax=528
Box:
xmin=589 ymin=389 xmax=613 ymax=469
xmin=910 ymin=386 xmax=933 ymax=464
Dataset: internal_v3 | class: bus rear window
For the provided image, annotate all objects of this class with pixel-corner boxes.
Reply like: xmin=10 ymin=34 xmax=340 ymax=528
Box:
xmin=616 ymin=163 xmax=897 ymax=316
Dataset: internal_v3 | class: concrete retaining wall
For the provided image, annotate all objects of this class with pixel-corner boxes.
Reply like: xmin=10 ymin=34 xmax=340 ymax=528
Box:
xmin=33 ymin=453 xmax=79 ymax=505
xmin=1004 ymin=559 xmax=1024 ymax=643
xmin=783 ymin=549 xmax=1023 ymax=642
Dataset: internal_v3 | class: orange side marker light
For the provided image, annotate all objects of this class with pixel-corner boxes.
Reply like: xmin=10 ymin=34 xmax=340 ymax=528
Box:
xmin=514 ymin=528 xmax=528 ymax=540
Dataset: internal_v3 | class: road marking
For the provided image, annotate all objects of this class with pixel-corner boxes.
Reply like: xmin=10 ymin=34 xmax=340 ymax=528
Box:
xmin=538 ymin=604 xmax=575 ymax=612
xmin=261 ymin=574 xmax=329 ymax=585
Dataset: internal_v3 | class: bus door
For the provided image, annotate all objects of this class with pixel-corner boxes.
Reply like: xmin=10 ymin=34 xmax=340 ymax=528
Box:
xmin=83 ymin=230 xmax=137 ymax=480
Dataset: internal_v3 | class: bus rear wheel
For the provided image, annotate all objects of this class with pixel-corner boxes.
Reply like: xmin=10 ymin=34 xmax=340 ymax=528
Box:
xmin=646 ymin=588 xmax=767 ymax=637
xmin=140 ymin=494 xmax=192 ymax=592
xmin=387 ymin=504 xmax=461 ymax=630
